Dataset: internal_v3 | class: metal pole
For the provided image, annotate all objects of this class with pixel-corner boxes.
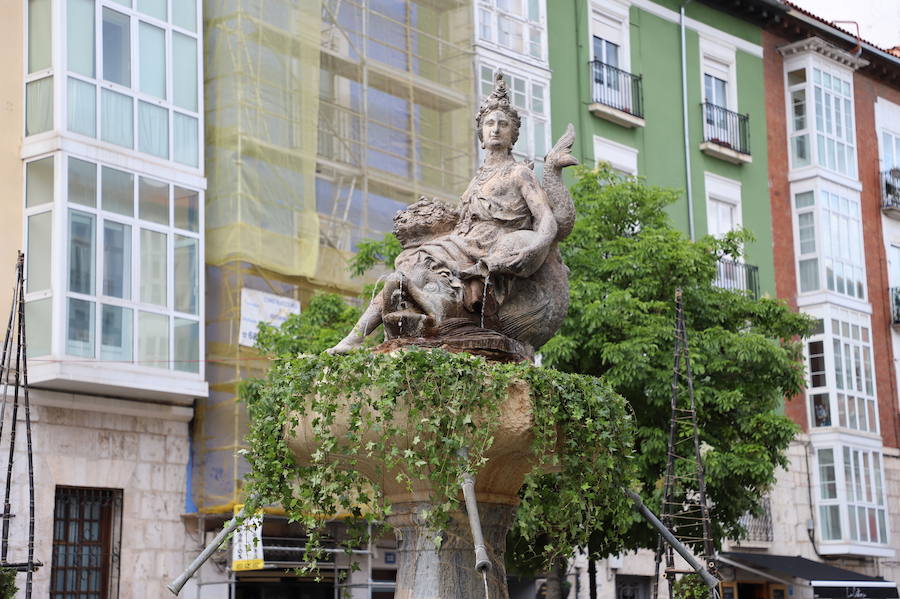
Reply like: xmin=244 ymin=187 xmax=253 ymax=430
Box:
xmin=624 ymin=488 xmax=719 ymax=591
xmin=167 ymin=507 xmax=247 ymax=596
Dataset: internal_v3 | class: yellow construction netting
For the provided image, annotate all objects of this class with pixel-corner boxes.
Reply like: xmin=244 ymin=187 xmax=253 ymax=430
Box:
xmin=196 ymin=0 xmax=474 ymax=514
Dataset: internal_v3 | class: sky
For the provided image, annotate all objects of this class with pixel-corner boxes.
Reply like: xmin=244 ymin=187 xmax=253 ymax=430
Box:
xmin=789 ymin=0 xmax=900 ymax=50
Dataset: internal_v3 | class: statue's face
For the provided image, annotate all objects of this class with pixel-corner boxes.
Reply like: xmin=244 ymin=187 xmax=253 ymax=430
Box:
xmin=481 ymin=109 xmax=514 ymax=152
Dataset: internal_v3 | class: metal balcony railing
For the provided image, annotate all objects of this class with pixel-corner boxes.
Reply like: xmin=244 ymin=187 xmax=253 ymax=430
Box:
xmin=715 ymin=259 xmax=760 ymax=298
xmin=738 ymin=497 xmax=774 ymax=543
xmin=702 ymin=102 xmax=750 ymax=156
xmin=590 ymin=61 xmax=644 ymax=118
xmin=882 ymin=169 xmax=900 ymax=212
xmin=890 ymin=287 xmax=900 ymax=326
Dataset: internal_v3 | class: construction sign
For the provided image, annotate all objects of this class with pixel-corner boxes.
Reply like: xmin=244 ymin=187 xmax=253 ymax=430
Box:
xmin=231 ymin=505 xmax=264 ymax=571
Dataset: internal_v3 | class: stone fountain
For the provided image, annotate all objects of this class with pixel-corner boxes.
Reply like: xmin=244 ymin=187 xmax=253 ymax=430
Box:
xmin=289 ymin=72 xmax=579 ymax=599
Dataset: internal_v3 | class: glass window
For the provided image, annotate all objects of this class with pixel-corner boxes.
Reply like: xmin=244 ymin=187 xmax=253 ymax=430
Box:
xmin=28 ymin=0 xmax=52 ymax=73
xmin=68 ymin=211 xmax=95 ymax=295
xmin=174 ymin=236 xmax=198 ymax=314
xmin=812 ymin=68 xmax=856 ymax=177
xmin=139 ymin=177 xmax=168 ymax=224
xmin=27 ymin=211 xmax=52 ymax=293
xmin=25 ymin=299 xmax=51 ymax=357
xmin=26 ymin=157 xmax=54 ymax=207
xmin=26 ymin=77 xmax=53 ymax=136
xmin=101 ymin=89 xmax=134 ymax=148
xmin=172 ymin=33 xmax=198 ymax=111
xmin=102 ymin=8 xmax=131 ymax=87
xmin=139 ymin=22 xmax=166 ymax=99
xmin=101 ymin=305 xmax=132 ymax=361
xmin=66 ymin=297 xmax=95 ymax=357
xmin=174 ymin=187 xmax=199 ymax=232
xmin=172 ymin=0 xmax=197 ymax=32
xmin=101 ymin=167 xmax=134 ymax=216
xmin=138 ymin=311 xmax=168 ymax=368
xmin=173 ymin=318 xmax=199 ymax=373
xmin=68 ymin=78 xmax=97 ymax=137
xmin=103 ymin=221 xmax=131 ymax=299
xmin=137 ymin=0 xmax=166 ymax=20
xmin=68 ymin=0 xmax=96 ymax=77
xmin=138 ymin=102 xmax=168 ymax=158
xmin=173 ymin=113 xmax=199 ymax=167
xmin=69 ymin=157 xmax=97 ymax=207
xmin=140 ymin=229 xmax=167 ymax=306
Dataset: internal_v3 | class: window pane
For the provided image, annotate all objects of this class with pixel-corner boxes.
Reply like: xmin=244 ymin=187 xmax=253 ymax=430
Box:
xmin=28 ymin=0 xmax=52 ymax=73
xmin=819 ymin=505 xmax=841 ymax=541
xmin=26 ymin=76 xmax=53 ymax=136
xmin=26 ymin=156 xmax=53 ymax=207
xmin=173 ymin=113 xmax=198 ymax=167
xmin=69 ymin=210 xmax=95 ymax=295
xmin=173 ymin=0 xmax=197 ymax=32
xmin=103 ymin=221 xmax=131 ymax=299
xmin=101 ymin=89 xmax=133 ymax=148
xmin=67 ymin=298 xmax=95 ymax=357
xmin=140 ymin=229 xmax=167 ymax=306
xmin=102 ymin=8 xmax=131 ymax=87
xmin=25 ymin=299 xmax=51 ymax=357
xmin=174 ymin=187 xmax=199 ymax=232
xmin=101 ymin=167 xmax=134 ymax=216
xmin=174 ymin=236 xmax=198 ymax=314
xmin=139 ymin=177 xmax=168 ymax=224
xmin=68 ymin=78 xmax=97 ymax=137
xmin=68 ymin=158 xmax=97 ymax=207
xmin=101 ymin=305 xmax=132 ymax=361
xmin=172 ymin=33 xmax=198 ymax=111
xmin=139 ymin=23 xmax=165 ymax=99
xmin=137 ymin=0 xmax=166 ymax=20
xmin=27 ymin=211 xmax=52 ymax=293
xmin=795 ymin=191 xmax=814 ymax=208
xmin=138 ymin=311 xmax=168 ymax=368
xmin=138 ymin=102 xmax=168 ymax=158
xmin=68 ymin=0 xmax=95 ymax=77
xmin=173 ymin=318 xmax=199 ymax=373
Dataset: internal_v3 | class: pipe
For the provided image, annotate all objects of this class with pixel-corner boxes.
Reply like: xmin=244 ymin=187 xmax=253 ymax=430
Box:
xmin=167 ymin=506 xmax=248 ymax=596
xmin=680 ymin=2 xmax=695 ymax=241
xmin=624 ymin=489 xmax=718 ymax=590
xmin=457 ymin=449 xmax=491 ymax=573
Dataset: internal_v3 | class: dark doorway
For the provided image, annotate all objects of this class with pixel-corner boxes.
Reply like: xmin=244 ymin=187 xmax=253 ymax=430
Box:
xmin=738 ymin=583 xmax=767 ymax=599
xmin=236 ymin=581 xmax=334 ymax=599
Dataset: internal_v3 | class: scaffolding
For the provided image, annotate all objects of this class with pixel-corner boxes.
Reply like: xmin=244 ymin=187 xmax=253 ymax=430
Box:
xmin=197 ymin=0 xmax=475 ymax=515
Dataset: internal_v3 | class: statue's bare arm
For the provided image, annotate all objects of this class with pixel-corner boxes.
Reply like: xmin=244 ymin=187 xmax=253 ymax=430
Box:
xmin=326 ymin=294 xmax=384 ymax=354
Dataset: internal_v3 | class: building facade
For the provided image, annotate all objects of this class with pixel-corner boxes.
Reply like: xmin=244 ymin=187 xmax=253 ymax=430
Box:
xmin=5 ymin=0 xmax=207 ymax=597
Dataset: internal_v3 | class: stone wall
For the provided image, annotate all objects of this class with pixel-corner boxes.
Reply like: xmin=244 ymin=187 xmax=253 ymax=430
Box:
xmin=5 ymin=390 xmax=193 ymax=599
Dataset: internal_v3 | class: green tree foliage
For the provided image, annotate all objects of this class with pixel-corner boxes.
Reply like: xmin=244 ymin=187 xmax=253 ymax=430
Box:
xmin=0 ymin=568 xmax=16 ymax=599
xmin=672 ymin=574 xmax=711 ymax=599
xmin=541 ymin=165 xmax=811 ymax=550
xmin=254 ymin=293 xmax=363 ymax=356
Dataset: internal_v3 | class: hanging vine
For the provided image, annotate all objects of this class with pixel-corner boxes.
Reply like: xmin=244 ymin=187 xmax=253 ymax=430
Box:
xmin=241 ymin=348 xmax=636 ymax=569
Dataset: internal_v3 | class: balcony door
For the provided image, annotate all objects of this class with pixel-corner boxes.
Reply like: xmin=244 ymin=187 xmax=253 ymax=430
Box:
xmin=704 ymin=73 xmax=730 ymax=143
xmin=592 ymin=36 xmax=621 ymax=103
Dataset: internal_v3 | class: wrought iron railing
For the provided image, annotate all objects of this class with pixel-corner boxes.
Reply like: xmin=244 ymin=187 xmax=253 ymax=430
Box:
xmin=702 ymin=102 xmax=750 ymax=156
xmin=882 ymin=169 xmax=900 ymax=211
xmin=738 ymin=497 xmax=774 ymax=542
xmin=590 ymin=61 xmax=644 ymax=119
xmin=715 ymin=259 xmax=759 ymax=298
xmin=890 ymin=287 xmax=900 ymax=326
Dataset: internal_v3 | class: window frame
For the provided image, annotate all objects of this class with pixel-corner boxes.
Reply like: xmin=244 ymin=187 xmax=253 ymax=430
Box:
xmin=699 ymin=37 xmax=737 ymax=112
xmin=589 ymin=0 xmax=630 ymax=73
xmin=475 ymin=0 xmax=546 ymax=64
xmin=592 ymin=135 xmax=637 ymax=176
xmin=22 ymin=151 xmax=205 ymax=378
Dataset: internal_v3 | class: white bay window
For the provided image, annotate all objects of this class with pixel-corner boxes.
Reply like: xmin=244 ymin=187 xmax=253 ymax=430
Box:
xmin=815 ymin=445 xmax=889 ymax=547
xmin=477 ymin=0 xmax=544 ymax=61
xmin=23 ymin=153 xmax=203 ymax=378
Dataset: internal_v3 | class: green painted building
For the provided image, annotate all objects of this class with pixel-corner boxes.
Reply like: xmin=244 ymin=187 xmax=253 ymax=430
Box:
xmin=548 ymin=0 xmax=783 ymax=297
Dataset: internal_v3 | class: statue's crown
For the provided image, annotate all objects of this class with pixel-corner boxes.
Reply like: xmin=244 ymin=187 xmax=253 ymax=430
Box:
xmin=476 ymin=71 xmax=521 ymax=141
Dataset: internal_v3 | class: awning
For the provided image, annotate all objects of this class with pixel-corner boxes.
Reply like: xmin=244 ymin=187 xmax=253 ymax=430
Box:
xmin=720 ymin=552 xmax=899 ymax=599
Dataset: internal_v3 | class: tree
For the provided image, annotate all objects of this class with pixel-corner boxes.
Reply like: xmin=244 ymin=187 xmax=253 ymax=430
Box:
xmin=249 ymin=164 xmax=810 ymax=560
xmin=540 ymin=165 xmax=810 ymax=551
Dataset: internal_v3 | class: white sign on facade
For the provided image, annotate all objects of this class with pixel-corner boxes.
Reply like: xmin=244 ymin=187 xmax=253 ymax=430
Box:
xmin=238 ymin=288 xmax=301 ymax=347
xmin=231 ymin=506 xmax=264 ymax=571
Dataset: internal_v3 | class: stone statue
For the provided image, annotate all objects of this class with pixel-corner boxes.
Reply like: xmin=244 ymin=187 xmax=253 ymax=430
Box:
xmin=329 ymin=72 xmax=578 ymax=361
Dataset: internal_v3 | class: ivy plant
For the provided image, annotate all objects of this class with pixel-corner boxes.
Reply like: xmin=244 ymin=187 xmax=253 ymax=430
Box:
xmin=241 ymin=348 xmax=636 ymax=568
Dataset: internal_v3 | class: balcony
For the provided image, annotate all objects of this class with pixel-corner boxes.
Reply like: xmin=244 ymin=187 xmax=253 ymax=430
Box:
xmin=891 ymin=287 xmax=900 ymax=327
xmin=881 ymin=169 xmax=900 ymax=218
xmin=700 ymin=103 xmax=751 ymax=164
xmin=736 ymin=497 xmax=774 ymax=545
xmin=588 ymin=61 xmax=645 ymax=128
xmin=715 ymin=259 xmax=760 ymax=298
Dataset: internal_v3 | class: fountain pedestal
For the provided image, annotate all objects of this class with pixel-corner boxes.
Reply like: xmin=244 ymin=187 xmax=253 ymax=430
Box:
xmin=285 ymin=379 xmax=539 ymax=599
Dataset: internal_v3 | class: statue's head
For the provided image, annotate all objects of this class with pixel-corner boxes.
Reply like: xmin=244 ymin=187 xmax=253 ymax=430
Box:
xmin=476 ymin=71 xmax=521 ymax=153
